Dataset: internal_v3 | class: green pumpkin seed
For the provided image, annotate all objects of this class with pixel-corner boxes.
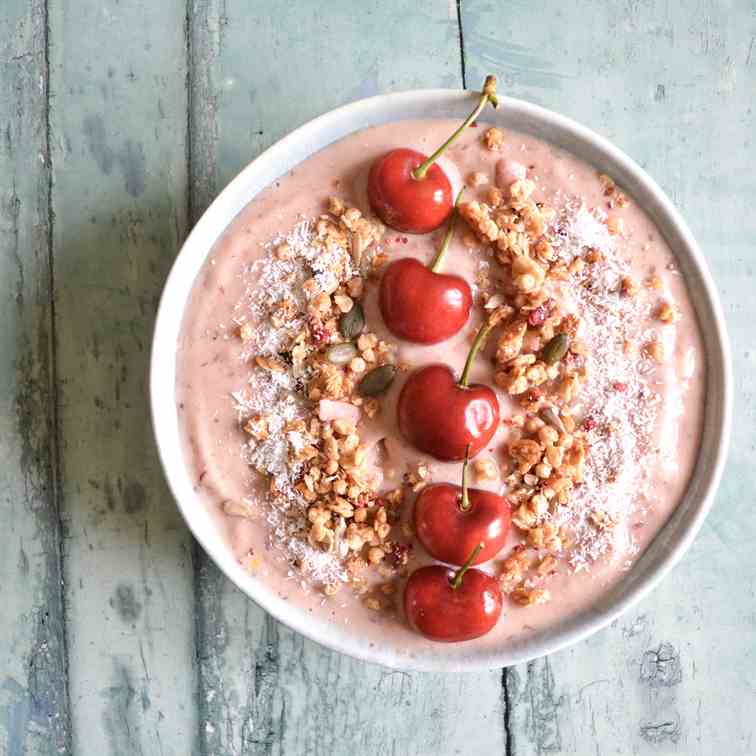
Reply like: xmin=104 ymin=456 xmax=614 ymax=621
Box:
xmin=339 ymin=302 xmax=365 ymax=339
xmin=327 ymin=342 xmax=358 ymax=365
xmin=538 ymin=406 xmax=565 ymax=434
xmin=541 ymin=333 xmax=570 ymax=365
xmin=358 ymin=364 xmax=397 ymax=397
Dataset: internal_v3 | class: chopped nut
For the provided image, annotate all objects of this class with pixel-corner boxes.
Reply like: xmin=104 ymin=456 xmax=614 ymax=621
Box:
xmin=606 ymin=216 xmax=624 ymax=236
xmin=459 ymin=201 xmax=500 ymax=244
xmin=346 ymin=276 xmax=364 ymax=298
xmin=537 ymin=425 xmax=559 ymax=445
xmin=656 ymin=300 xmax=679 ymax=324
xmin=589 ymin=510 xmax=616 ymax=530
xmin=487 ymin=186 xmax=504 ymax=207
xmin=243 ymin=414 xmax=269 ymax=440
xmin=473 ymin=457 xmax=498 ymax=482
xmin=499 ymin=547 xmax=531 ymax=592
xmin=327 ymin=196 xmax=345 ymax=216
xmin=483 ymin=127 xmax=505 ymax=151
xmin=644 ymin=338 xmax=665 ymax=362
xmin=620 ymin=276 xmax=638 ymax=297
xmin=332 ymin=419 xmax=356 ymax=436
xmin=255 ymin=355 xmax=286 ymax=372
xmin=534 ymin=462 xmax=552 ymax=479
xmin=302 ymin=278 xmax=320 ymax=297
xmin=274 ymin=242 xmax=293 ymax=260
xmin=348 ymin=356 xmax=366 ymax=374
xmin=467 ymin=171 xmax=489 ymax=188
xmin=512 ymin=255 xmax=546 ymax=293
xmin=646 ymin=273 xmax=663 ymax=290
xmin=511 ymin=587 xmax=551 ymax=606
xmin=323 ymin=581 xmax=342 ymax=596
xmin=496 ymin=320 xmax=527 ymax=364
xmin=238 ymin=322 xmax=254 ymax=342
xmin=584 ymin=247 xmax=603 ymax=264
xmin=334 ymin=294 xmax=353 ymax=313
xmin=509 ymin=439 xmax=542 ymax=474
xmin=536 ymin=555 xmax=558 ymax=576
xmin=598 ymin=173 xmax=615 ymax=195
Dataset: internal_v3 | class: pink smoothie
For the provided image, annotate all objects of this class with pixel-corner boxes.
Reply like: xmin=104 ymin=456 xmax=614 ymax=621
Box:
xmin=175 ymin=119 xmax=704 ymax=649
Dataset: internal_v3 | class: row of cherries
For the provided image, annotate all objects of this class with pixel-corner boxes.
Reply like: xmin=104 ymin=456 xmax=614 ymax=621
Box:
xmin=367 ymin=76 xmax=512 ymax=642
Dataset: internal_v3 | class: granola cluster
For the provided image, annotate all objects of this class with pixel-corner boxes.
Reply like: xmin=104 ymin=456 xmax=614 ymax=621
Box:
xmin=455 ymin=153 xmax=669 ymax=606
xmin=236 ymin=199 xmax=413 ymax=599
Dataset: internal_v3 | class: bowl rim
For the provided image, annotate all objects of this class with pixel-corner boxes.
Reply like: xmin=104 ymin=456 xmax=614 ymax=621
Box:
xmin=150 ymin=88 xmax=732 ymax=672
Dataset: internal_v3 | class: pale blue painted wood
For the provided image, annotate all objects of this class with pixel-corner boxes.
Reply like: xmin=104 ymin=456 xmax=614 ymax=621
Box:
xmin=462 ymin=1 xmax=755 ymax=753
xmin=189 ymin=2 xmax=507 ymax=754
xmin=1 ymin=1 xmax=752 ymax=754
xmin=47 ymin=0 xmax=196 ymax=753
xmin=0 ymin=2 xmax=70 ymax=753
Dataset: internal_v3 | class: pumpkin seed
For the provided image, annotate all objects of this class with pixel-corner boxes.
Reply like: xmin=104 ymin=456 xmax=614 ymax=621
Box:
xmin=541 ymin=333 xmax=570 ymax=365
xmin=339 ymin=302 xmax=365 ymax=339
xmin=327 ymin=342 xmax=358 ymax=366
xmin=358 ymin=364 xmax=396 ymax=397
xmin=538 ymin=406 xmax=565 ymax=434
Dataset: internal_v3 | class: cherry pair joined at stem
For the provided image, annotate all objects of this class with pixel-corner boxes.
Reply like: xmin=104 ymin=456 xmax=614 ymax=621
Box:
xmin=376 ymin=75 xmax=499 ymax=346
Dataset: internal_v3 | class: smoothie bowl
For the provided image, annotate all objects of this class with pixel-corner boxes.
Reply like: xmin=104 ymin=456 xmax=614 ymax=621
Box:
xmin=151 ymin=78 xmax=730 ymax=670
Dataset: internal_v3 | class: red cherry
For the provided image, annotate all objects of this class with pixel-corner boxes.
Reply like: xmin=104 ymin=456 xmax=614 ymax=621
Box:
xmin=367 ymin=76 xmax=499 ymax=234
xmin=368 ymin=148 xmax=453 ymax=234
xmin=380 ymin=261 xmax=472 ymax=344
xmin=398 ymin=366 xmax=498 ymax=460
xmin=414 ymin=451 xmax=511 ymax=565
xmin=397 ymin=318 xmax=501 ymax=461
xmin=378 ymin=191 xmax=472 ymax=344
xmin=379 ymin=257 xmax=471 ymax=343
xmin=404 ymin=545 xmax=503 ymax=642
xmin=379 ymin=191 xmax=472 ymax=343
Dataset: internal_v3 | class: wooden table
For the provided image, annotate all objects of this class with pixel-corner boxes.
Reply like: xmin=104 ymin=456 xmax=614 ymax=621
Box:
xmin=1 ymin=1 xmax=753 ymax=754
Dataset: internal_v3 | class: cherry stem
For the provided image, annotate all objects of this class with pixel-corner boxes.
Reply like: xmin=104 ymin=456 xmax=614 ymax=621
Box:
xmin=459 ymin=443 xmax=472 ymax=511
xmin=459 ymin=318 xmax=496 ymax=388
xmin=430 ymin=187 xmax=465 ymax=273
xmin=449 ymin=542 xmax=484 ymax=590
xmin=412 ymin=75 xmax=499 ymax=181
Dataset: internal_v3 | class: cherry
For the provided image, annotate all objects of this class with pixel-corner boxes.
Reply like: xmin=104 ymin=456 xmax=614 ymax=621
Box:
xmin=404 ymin=544 xmax=503 ymax=642
xmin=414 ymin=446 xmax=511 ymax=565
xmin=379 ymin=191 xmax=472 ymax=343
xmin=397 ymin=317 xmax=500 ymax=461
xmin=367 ymin=75 xmax=499 ymax=233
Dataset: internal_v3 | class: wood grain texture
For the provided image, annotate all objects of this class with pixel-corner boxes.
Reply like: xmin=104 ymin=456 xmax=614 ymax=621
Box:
xmin=1 ymin=1 xmax=751 ymax=754
xmin=189 ymin=2 xmax=506 ymax=755
xmin=462 ymin=1 xmax=755 ymax=753
xmin=48 ymin=0 xmax=197 ymax=753
xmin=0 ymin=2 xmax=70 ymax=753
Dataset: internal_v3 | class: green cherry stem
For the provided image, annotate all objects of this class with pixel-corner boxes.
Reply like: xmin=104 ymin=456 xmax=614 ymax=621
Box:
xmin=459 ymin=443 xmax=473 ymax=512
xmin=459 ymin=318 xmax=497 ymax=388
xmin=449 ymin=542 xmax=484 ymax=590
xmin=412 ymin=75 xmax=499 ymax=181
xmin=429 ymin=187 xmax=465 ymax=273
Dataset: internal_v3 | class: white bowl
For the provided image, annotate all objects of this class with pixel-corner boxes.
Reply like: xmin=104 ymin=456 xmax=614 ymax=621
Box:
xmin=150 ymin=90 xmax=732 ymax=671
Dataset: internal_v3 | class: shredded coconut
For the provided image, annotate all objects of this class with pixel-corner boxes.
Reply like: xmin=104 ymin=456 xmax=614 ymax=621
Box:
xmin=230 ymin=221 xmax=350 ymax=586
xmin=550 ymin=201 xmax=660 ymax=570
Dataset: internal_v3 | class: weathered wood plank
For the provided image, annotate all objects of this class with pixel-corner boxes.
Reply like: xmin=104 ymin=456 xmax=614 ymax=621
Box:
xmin=462 ymin=1 xmax=755 ymax=753
xmin=0 ymin=1 xmax=70 ymax=754
xmin=189 ymin=2 xmax=507 ymax=754
xmin=48 ymin=1 xmax=197 ymax=753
